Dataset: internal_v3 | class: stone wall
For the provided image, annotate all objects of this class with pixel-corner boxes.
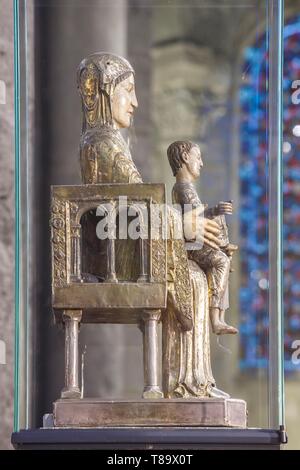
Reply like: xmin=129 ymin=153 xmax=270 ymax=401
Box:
xmin=0 ymin=0 xmax=14 ymax=450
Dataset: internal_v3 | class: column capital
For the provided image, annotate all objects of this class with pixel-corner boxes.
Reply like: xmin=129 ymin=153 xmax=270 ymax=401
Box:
xmin=141 ymin=309 xmax=161 ymax=322
xmin=62 ymin=309 xmax=82 ymax=323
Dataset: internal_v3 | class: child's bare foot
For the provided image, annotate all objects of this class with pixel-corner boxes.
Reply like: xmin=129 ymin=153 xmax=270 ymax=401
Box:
xmin=213 ymin=322 xmax=238 ymax=335
xmin=210 ymin=308 xmax=236 ymax=335
xmin=218 ymin=309 xmax=238 ymax=334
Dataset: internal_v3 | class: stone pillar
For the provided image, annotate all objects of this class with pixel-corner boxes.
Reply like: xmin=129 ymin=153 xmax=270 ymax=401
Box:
xmin=33 ymin=0 xmax=130 ymax=425
xmin=151 ymin=41 xmax=231 ymax=204
xmin=0 ymin=0 xmax=14 ymax=450
xmin=127 ymin=0 xmax=153 ymax=181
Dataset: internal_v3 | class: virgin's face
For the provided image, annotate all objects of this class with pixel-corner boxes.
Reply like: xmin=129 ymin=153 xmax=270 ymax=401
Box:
xmin=186 ymin=146 xmax=203 ymax=180
xmin=111 ymin=74 xmax=138 ymax=128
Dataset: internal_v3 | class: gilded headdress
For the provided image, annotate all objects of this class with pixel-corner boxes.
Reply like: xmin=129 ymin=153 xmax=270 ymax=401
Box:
xmin=78 ymin=52 xmax=134 ymax=129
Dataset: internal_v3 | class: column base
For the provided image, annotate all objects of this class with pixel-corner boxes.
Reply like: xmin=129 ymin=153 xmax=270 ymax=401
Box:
xmin=142 ymin=386 xmax=164 ymax=399
xmin=61 ymin=387 xmax=81 ymax=399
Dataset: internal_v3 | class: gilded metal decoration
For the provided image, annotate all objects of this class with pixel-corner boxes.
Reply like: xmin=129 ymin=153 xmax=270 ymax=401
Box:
xmin=51 ymin=184 xmax=167 ymax=400
xmin=167 ymin=140 xmax=238 ymax=336
xmin=50 ymin=52 xmax=246 ymax=427
xmin=78 ymin=53 xmax=142 ymax=184
xmin=51 ymin=197 xmax=68 ymax=288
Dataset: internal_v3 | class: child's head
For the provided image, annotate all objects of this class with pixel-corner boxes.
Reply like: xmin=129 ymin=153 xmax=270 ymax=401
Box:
xmin=167 ymin=141 xmax=202 ymax=180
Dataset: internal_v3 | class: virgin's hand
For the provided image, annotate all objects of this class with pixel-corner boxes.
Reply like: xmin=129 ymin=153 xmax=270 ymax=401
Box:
xmin=183 ymin=208 xmax=221 ymax=250
xmin=203 ymin=218 xmax=222 ymax=249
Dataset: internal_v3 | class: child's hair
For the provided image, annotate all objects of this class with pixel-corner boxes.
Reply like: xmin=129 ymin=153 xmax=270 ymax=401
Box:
xmin=167 ymin=141 xmax=197 ymax=176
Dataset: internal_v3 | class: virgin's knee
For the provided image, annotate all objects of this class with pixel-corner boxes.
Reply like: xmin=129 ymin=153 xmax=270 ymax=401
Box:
xmin=214 ymin=251 xmax=230 ymax=270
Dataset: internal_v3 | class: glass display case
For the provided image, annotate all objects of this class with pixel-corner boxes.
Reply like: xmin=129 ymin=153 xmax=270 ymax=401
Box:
xmin=12 ymin=0 xmax=286 ymax=449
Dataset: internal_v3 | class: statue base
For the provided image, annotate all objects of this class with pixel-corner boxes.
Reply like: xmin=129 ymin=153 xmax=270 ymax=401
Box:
xmin=53 ymin=398 xmax=247 ymax=428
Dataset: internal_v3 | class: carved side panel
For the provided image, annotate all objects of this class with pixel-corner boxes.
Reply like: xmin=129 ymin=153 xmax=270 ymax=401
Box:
xmin=150 ymin=205 xmax=166 ymax=282
xmin=151 ymin=239 xmax=166 ymax=282
xmin=69 ymin=201 xmax=81 ymax=281
xmin=51 ymin=197 xmax=67 ymax=288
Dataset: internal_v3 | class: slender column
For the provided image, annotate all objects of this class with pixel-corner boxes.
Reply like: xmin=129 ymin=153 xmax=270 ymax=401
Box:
xmin=61 ymin=310 xmax=82 ymax=399
xmin=105 ymin=201 xmax=118 ymax=283
xmin=141 ymin=309 xmax=163 ymax=398
xmin=137 ymin=238 xmax=148 ymax=282
xmin=106 ymin=238 xmax=118 ymax=282
xmin=70 ymin=224 xmax=82 ymax=282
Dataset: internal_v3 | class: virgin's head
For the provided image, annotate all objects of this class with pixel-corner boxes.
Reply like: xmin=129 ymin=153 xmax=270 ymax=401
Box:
xmin=78 ymin=52 xmax=138 ymax=131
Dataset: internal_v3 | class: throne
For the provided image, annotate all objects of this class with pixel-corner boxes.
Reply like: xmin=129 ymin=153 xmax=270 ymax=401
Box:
xmin=51 ymin=183 xmax=167 ymax=412
xmin=50 ymin=182 xmax=247 ymax=429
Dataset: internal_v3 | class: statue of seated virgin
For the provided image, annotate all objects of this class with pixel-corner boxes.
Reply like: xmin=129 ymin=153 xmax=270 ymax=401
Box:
xmin=77 ymin=52 xmax=229 ymax=399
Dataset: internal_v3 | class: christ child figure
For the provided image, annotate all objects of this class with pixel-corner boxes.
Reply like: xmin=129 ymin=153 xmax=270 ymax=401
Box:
xmin=167 ymin=140 xmax=238 ymax=335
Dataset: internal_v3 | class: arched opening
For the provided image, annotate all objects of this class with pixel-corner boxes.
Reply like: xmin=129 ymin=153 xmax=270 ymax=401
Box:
xmin=80 ymin=203 xmax=149 ymax=284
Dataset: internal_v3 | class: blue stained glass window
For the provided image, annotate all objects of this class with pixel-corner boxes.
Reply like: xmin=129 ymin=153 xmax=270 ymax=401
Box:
xmin=240 ymin=15 xmax=300 ymax=371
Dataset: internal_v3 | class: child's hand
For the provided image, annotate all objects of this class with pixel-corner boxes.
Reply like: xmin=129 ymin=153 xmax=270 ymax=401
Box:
xmin=224 ymin=243 xmax=238 ymax=272
xmin=225 ymin=243 xmax=238 ymax=257
xmin=216 ymin=200 xmax=233 ymax=215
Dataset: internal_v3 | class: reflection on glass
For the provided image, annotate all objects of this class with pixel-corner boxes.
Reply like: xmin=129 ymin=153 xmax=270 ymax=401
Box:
xmin=14 ymin=0 xmax=284 ymax=431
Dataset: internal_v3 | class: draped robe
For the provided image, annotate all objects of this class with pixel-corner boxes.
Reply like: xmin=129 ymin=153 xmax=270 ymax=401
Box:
xmin=80 ymin=126 xmax=216 ymax=397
